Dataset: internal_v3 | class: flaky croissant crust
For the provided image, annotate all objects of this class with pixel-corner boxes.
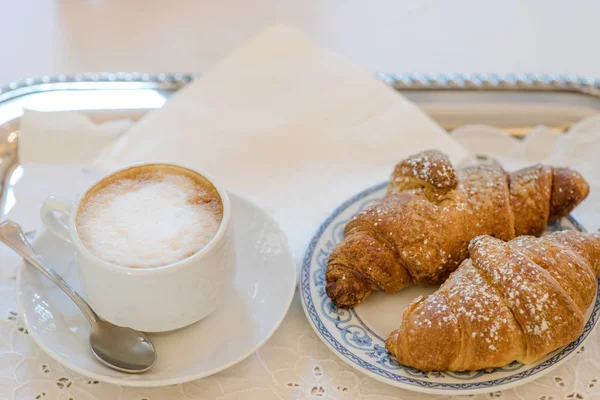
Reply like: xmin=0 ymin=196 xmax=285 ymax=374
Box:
xmin=386 ymin=231 xmax=600 ymax=371
xmin=326 ymin=150 xmax=589 ymax=308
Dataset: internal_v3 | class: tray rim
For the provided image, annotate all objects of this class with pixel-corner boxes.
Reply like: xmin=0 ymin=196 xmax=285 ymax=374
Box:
xmin=2 ymin=72 xmax=600 ymax=103
xmin=4 ymin=72 xmax=600 ymax=216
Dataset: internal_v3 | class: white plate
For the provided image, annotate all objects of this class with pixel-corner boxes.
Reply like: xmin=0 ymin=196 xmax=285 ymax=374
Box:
xmin=16 ymin=193 xmax=296 ymax=387
xmin=300 ymin=182 xmax=599 ymax=395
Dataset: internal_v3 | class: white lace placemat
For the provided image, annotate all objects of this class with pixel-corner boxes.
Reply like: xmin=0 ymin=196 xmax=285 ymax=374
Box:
xmin=1 ymin=119 xmax=600 ymax=400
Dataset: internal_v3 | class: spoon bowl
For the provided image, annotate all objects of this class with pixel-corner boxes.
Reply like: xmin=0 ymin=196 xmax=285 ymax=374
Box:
xmin=91 ymin=320 xmax=156 ymax=373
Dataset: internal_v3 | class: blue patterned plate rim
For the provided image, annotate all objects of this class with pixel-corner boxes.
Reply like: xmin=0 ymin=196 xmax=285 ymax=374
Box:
xmin=300 ymin=181 xmax=598 ymax=394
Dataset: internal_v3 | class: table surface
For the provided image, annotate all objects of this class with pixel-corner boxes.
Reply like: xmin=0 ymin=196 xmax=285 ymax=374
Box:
xmin=1 ymin=0 xmax=599 ymax=84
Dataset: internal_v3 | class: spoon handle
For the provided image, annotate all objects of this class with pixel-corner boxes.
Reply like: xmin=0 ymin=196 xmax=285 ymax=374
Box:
xmin=0 ymin=220 xmax=98 ymax=324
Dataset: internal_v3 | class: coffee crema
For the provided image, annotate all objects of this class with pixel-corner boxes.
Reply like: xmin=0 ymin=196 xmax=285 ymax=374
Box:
xmin=76 ymin=165 xmax=223 ymax=268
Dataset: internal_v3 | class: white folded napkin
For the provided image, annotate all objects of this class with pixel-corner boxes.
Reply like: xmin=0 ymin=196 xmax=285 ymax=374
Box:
xmin=19 ymin=109 xmax=132 ymax=163
xmin=96 ymin=25 xmax=469 ymax=264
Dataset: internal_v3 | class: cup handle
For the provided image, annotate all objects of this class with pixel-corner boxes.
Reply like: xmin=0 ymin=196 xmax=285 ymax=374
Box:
xmin=40 ymin=196 xmax=74 ymax=243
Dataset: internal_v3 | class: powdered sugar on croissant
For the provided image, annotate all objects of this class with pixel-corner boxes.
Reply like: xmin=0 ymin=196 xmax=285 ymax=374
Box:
xmin=326 ymin=150 xmax=589 ymax=309
xmin=385 ymin=231 xmax=600 ymax=371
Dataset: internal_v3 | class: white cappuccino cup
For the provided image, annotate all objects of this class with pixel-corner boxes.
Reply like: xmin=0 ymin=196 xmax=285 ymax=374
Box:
xmin=40 ymin=163 xmax=236 ymax=332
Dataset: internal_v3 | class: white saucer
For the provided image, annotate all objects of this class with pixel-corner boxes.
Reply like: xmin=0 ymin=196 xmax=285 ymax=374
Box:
xmin=16 ymin=193 xmax=296 ymax=387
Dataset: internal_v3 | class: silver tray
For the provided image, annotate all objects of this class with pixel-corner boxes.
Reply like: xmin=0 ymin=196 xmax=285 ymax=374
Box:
xmin=2 ymin=72 xmax=600 ymax=215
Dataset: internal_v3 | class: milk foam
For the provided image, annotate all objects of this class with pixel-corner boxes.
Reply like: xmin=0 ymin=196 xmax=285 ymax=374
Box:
xmin=77 ymin=173 xmax=222 ymax=268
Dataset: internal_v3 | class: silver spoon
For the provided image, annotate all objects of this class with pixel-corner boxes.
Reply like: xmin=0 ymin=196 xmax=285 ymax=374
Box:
xmin=0 ymin=220 xmax=157 ymax=373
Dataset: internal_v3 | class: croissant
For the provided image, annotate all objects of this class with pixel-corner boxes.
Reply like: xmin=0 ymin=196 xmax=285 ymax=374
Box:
xmin=326 ymin=150 xmax=589 ymax=308
xmin=386 ymin=231 xmax=600 ymax=371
